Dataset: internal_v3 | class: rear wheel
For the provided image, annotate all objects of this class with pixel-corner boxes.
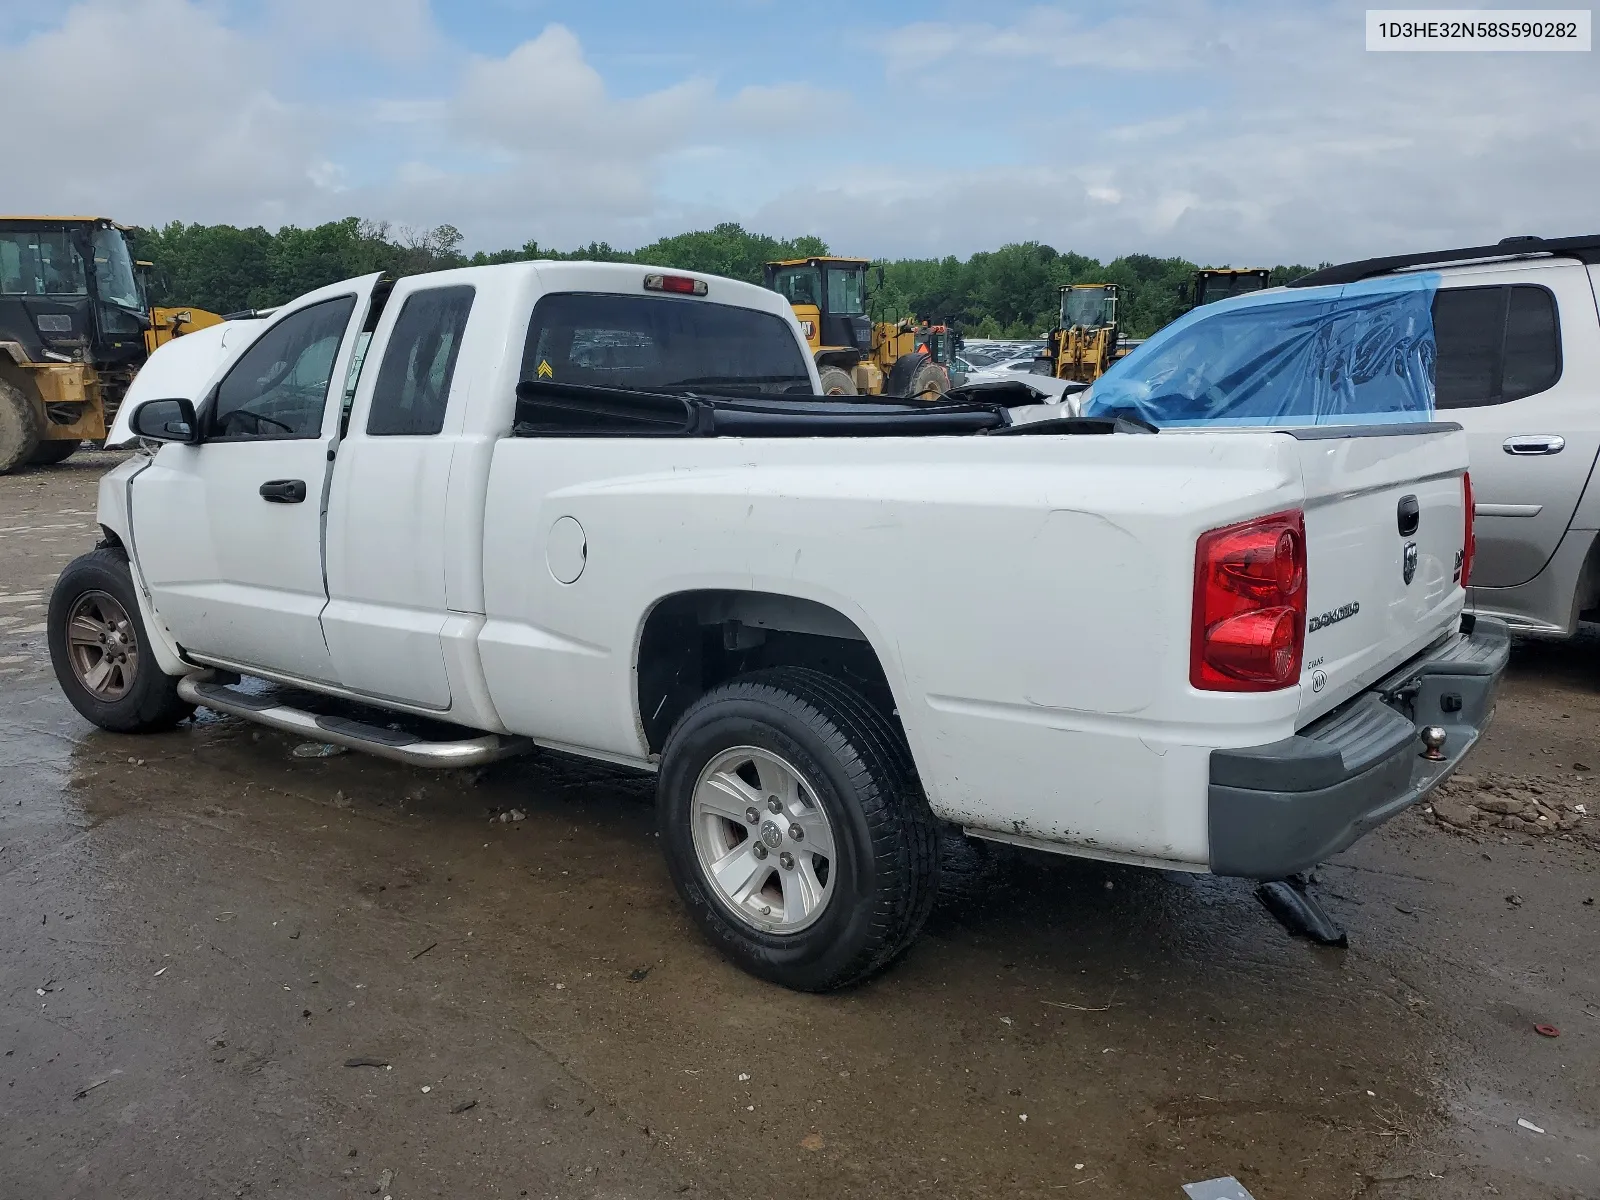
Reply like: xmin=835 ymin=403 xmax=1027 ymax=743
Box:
xmin=0 ymin=377 xmax=42 ymax=475
xmin=658 ymin=667 xmax=937 ymax=991
xmin=48 ymin=547 xmax=193 ymax=733
xmin=30 ymin=438 xmax=80 ymax=465
xmin=817 ymin=366 xmax=857 ymax=396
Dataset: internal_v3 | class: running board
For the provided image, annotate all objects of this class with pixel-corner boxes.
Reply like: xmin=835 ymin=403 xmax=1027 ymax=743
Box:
xmin=176 ymin=676 xmax=532 ymax=769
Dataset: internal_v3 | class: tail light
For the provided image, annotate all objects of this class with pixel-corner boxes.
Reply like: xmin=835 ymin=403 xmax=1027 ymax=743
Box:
xmin=1461 ymin=472 xmax=1476 ymax=588
xmin=1192 ymin=510 xmax=1307 ymax=692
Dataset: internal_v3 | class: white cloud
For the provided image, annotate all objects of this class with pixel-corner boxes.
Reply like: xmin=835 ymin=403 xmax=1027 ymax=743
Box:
xmin=0 ymin=0 xmax=327 ymax=227
xmin=453 ymin=25 xmax=709 ymax=157
xmin=850 ymin=2 xmax=1600 ymax=263
xmin=885 ymin=6 xmax=1200 ymax=76
xmin=270 ymin=0 xmax=439 ymax=62
xmin=368 ymin=24 xmax=850 ymax=248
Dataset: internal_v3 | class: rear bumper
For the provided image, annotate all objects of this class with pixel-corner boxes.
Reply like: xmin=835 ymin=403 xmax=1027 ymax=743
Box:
xmin=1207 ymin=616 xmax=1510 ymax=879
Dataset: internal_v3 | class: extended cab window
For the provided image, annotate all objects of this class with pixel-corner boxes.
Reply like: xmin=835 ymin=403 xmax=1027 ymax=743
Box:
xmin=520 ymin=293 xmax=811 ymax=397
xmin=209 ymin=296 xmax=356 ymax=440
xmin=367 ymin=286 xmax=474 ymax=436
xmin=1432 ymin=284 xmax=1561 ymax=408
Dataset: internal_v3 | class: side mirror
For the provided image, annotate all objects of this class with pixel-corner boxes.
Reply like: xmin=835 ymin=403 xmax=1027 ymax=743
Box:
xmin=1177 ymin=283 xmax=1190 ymax=303
xmin=130 ymin=397 xmax=198 ymax=444
xmin=875 ymin=264 xmax=885 ymax=288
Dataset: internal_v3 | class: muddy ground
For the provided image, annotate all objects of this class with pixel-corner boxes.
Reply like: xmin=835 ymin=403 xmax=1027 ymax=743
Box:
xmin=1 ymin=452 xmax=1596 ymax=1200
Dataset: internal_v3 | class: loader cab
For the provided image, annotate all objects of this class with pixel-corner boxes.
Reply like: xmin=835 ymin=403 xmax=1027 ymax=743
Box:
xmin=1060 ymin=283 xmax=1118 ymax=330
xmin=915 ymin=325 xmax=961 ymax=367
xmin=1184 ymin=267 xmax=1271 ymax=311
xmin=0 ymin=216 xmax=150 ymax=372
xmin=763 ymin=257 xmax=873 ymax=356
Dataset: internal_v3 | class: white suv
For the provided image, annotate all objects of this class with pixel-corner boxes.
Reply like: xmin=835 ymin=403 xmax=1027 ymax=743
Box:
xmin=1288 ymin=235 xmax=1600 ymax=638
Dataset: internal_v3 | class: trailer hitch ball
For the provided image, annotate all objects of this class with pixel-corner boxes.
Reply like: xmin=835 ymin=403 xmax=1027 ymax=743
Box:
xmin=1419 ymin=725 xmax=1448 ymax=761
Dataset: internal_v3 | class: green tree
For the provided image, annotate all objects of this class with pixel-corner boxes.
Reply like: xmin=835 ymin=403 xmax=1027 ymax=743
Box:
xmin=127 ymin=217 xmax=1316 ymax=341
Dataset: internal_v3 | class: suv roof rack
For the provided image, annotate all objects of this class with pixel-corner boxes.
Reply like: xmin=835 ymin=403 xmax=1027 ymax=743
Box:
xmin=1288 ymin=234 xmax=1600 ymax=288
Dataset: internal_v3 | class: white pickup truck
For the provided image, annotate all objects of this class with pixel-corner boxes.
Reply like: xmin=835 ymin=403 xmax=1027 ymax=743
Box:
xmin=50 ymin=261 xmax=1507 ymax=990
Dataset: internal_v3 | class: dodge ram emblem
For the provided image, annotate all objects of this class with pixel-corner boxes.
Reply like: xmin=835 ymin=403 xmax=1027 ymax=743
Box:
xmin=1403 ymin=541 xmax=1418 ymax=585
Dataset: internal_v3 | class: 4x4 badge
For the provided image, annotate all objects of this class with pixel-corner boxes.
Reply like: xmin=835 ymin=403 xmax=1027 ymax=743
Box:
xmin=1403 ymin=541 xmax=1418 ymax=585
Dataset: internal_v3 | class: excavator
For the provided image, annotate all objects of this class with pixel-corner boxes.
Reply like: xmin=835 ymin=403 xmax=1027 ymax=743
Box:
xmin=1034 ymin=283 xmax=1124 ymax=385
xmin=762 ymin=255 xmax=959 ymax=398
xmin=1181 ymin=267 xmax=1272 ymax=310
xmin=0 ymin=215 xmax=223 ymax=472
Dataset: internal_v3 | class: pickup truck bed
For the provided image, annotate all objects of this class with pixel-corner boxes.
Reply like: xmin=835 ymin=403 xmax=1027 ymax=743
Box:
xmin=54 ymin=260 xmax=1506 ymax=990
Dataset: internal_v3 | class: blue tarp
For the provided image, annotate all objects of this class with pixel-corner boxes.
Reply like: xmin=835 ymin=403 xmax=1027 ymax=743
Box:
xmin=1082 ymin=273 xmax=1440 ymax=427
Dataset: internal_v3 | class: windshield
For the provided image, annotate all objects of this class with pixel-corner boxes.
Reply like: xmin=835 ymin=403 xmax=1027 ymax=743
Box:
xmin=769 ymin=266 xmax=821 ymax=308
xmin=1061 ymin=286 xmax=1114 ymax=328
xmin=92 ymin=226 xmax=143 ymax=309
xmin=522 ymin=292 xmax=813 ymax=396
xmin=824 ymin=266 xmax=866 ymax=316
xmin=0 ymin=229 xmax=87 ymax=296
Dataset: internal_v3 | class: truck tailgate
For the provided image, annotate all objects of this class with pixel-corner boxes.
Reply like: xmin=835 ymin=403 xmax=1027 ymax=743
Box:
xmin=1294 ymin=425 xmax=1469 ymax=724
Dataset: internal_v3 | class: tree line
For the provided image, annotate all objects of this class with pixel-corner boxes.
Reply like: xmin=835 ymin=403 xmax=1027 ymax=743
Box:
xmin=129 ymin=218 xmax=1316 ymax=340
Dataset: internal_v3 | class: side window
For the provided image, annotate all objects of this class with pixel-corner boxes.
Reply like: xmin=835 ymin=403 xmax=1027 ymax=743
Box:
xmin=209 ymin=296 xmax=356 ymax=440
xmin=1432 ymin=289 xmax=1502 ymax=407
xmin=1432 ymin=284 xmax=1561 ymax=409
xmin=367 ymin=286 xmax=475 ymax=436
xmin=1502 ymin=285 xmax=1561 ymax=400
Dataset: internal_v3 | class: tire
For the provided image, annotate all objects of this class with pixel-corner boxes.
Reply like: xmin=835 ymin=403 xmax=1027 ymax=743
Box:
xmin=906 ymin=361 xmax=949 ymax=401
xmin=885 ymin=353 xmax=949 ymax=401
xmin=817 ymin=366 xmax=857 ymax=396
xmin=0 ymin=376 xmax=42 ymax=475
xmin=30 ymin=438 xmax=80 ymax=465
xmin=932 ymin=826 xmax=1001 ymax=917
xmin=48 ymin=547 xmax=193 ymax=733
xmin=658 ymin=666 xmax=937 ymax=991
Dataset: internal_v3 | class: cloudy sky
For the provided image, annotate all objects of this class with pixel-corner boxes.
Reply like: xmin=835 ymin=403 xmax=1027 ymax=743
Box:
xmin=1 ymin=0 xmax=1594 ymax=264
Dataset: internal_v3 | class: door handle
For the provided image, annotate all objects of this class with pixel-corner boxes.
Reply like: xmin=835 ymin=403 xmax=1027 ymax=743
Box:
xmin=1503 ymin=435 xmax=1565 ymax=456
xmin=259 ymin=479 xmax=307 ymax=503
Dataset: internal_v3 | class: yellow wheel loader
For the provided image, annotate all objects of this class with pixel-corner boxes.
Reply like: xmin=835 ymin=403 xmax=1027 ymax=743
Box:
xmin=0 ymin=216 xmax=222 ymax=472
xmin=1035 ymin=283 xmax=1125 ymax=385
xmin=762 ymin=256 xmax=956 ymax=399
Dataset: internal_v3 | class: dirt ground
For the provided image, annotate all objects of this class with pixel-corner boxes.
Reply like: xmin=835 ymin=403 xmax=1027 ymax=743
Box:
xmin=1 ymin=452 xmax=1596 ymax=1200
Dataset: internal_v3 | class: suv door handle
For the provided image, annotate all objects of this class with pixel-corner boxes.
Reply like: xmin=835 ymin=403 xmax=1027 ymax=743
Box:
xmin=259 ymin=479 xmax=307 ymax=503
xmin=1503 ymin=435 xmax=1565 ymax=456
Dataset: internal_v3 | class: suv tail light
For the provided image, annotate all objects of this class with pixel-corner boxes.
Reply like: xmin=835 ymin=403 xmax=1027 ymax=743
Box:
xmin=1192 ymin=510 xmax=1307 ymax=692
xmin=1461 ymin=472 xmax=1476 ymax=588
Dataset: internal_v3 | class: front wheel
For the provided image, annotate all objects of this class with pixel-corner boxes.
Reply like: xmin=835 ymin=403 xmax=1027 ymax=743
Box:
xmin=48 ymin=547 xmax=193 ymax=733
xmin=816 ymin=366 xmax=858 ymax=396
xmin=658 ymin=667 xmax=937 ymax=991
xmin=906 ymin=361 xmax=949 ymax=401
